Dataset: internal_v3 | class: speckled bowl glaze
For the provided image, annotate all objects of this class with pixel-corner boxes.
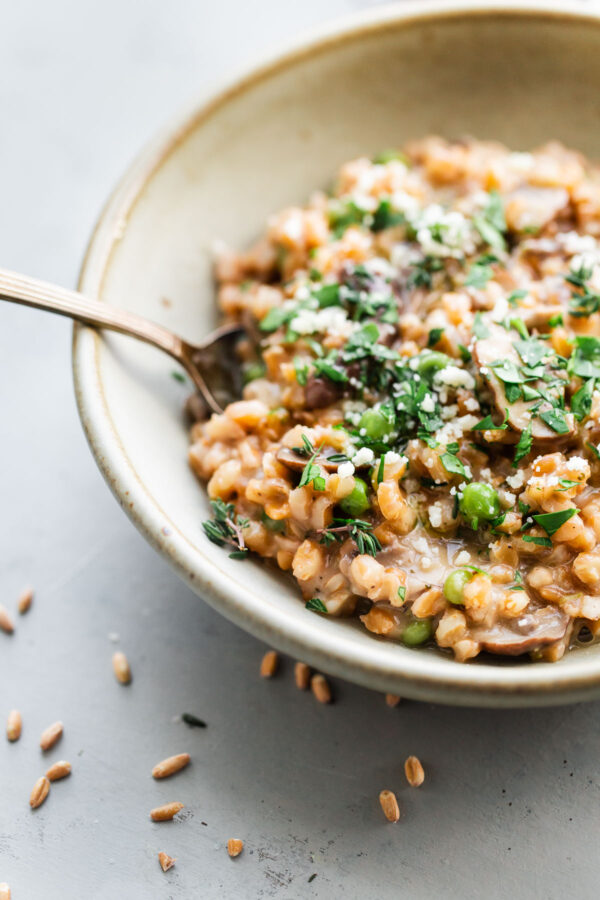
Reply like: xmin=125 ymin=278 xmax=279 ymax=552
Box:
xmin=73 ymin=0 xmax=600 ymax=706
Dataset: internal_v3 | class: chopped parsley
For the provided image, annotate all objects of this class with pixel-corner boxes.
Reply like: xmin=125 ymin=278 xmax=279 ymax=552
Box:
xmin=513 ymin=422 xmax=532 ymax=467
xmin=532 ymin=508 xmax=576 ymax=536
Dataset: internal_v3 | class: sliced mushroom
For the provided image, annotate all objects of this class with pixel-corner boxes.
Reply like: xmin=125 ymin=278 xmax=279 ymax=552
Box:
xmin=472 ymin=604 xmax=568 ymax=656
xmin=304 ymin=375 xmax=342 ymax=410
xmin=473 ymin=323 xmax=575 ymax=443
xmin=276 ymin=447 xmax=342 ymax=473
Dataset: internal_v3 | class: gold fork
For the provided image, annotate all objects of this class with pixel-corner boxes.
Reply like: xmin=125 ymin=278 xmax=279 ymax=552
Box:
xmin=0 ymin=267 xmax=243 ymax=414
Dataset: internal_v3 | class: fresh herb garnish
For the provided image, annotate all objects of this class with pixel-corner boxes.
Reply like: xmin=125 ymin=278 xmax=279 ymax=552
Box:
xmin=513 ymin=422 xmax=533 ymax=467
xmin=566 ymin=262 xmax=600 ymax=317
xmin=522 ymin=534 xmax=553 ymax=548
xmin=305 ymin=597 xmax=328 ymax=613
xmin=397 ymin=585 xmax=406 ymax=603
xmin=539 ymin=408 xmax=570 ymax=434
xmin=318 ymin=518 xmax=381 ymax=557
xmin=202 ymin=500 xmax=249 ymax=559
xmin=472 ymin=408 xmax=509 ymax=431
xmin=171 ymin=371 xmax=186 ymax=383
xmin=472 ymin=312 xmax=490 ymax=339
xmin=532 ymin=508 xmax=577 ymax=536
xmin=428 ymin=327 xmax=444 ymax=347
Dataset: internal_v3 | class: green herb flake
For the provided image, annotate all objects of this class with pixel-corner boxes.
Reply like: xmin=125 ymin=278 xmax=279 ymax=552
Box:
xmin=522 ymin=534 xmax=553 ymax=548
xmin=428 ymin=327 xmax=444 ymax=348
xmin=171 ymin=371 xmax=186 ymax=384
xmin=397 ymin=585 xmax=406 ymax=603
xmin=513 ymin=422 xmax=533 ymax=467
xmin=539 ymin=408 xmax=570 ymax=434
xmin=472 ymin=408 xmax=509 ymax=432
xmin=532 ymin=507 xmax=576 ymax=536
xmin=472 ymin=312 xmax=490 ymax=339
xmin=306 ymin=597 xmax=328 ymax=613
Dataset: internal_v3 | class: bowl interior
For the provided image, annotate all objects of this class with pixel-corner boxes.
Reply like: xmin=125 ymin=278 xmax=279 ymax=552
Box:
xmin=74 ymin=3 xmax=600 ymax=705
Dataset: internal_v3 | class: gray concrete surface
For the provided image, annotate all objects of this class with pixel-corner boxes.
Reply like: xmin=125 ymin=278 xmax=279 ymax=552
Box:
xmin=0 ymin=1 xmax=598 ymax=897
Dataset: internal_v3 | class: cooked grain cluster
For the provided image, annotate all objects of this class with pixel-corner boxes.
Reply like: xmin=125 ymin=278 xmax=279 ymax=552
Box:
xmin=190 ymin=137 xmax=600 ymax=663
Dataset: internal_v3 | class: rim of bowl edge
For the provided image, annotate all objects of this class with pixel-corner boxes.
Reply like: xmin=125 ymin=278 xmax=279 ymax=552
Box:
xmin=72 ymin=0 xmax=600 ymax=706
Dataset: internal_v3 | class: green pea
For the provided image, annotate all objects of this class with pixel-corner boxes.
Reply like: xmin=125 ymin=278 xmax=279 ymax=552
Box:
xmin=459 ymin=482 xmax=501 ymax=529
xmin=401 ymin=619 xmax=433 ymax=646
xmin=443 ymin=569 xmax=473 ymax=606
xmin=358 ymin=408 xmax=394 ymax=440
xmin=416 ymin=351 xmax=453 ymax=381
xmin=338 ymin=477 xmax=370 ymax=517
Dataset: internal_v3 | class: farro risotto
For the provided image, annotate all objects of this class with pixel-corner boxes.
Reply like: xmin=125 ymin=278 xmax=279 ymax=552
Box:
xmin=189 ymin=136 xmax=600 ymax=663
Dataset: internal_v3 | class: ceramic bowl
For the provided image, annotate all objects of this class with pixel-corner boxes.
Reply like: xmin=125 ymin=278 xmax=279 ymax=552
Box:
xmin=73 ymin=0 xmax=600 ymax=706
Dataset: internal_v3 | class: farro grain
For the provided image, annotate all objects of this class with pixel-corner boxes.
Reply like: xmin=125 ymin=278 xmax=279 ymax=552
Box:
xmin=18 ymin=587 xmax=33 ymax=615
xmin=379 ymin=789 xmax=400 ymax=823
xmin=152 ymin=753 xmax=191 ymax=779
xmin=0 ymin=606 xmax=14 ymax=635
xmin=6 ymin=709 xmax=21 ymax=742
xmin=385 ymin=694 xmax=401 ymax=708
xmin=0 ymin=882 xmax=10 ymax=899
xmin=112 ymin=651 xmax=132 ymax=685
xmin=150 ymin=802 xmax=184 ymax=822
xmin=30 ymin=776 xmax=50 ymax=809
xmin=40 ymin=721 xmax=63 ymax=752
xmin=227 ymin=839 xmax=244 ymax=858
xmin=310 ymin=673 xmax=332 ymax=704
xmin=294 ymin=662 xmax=311 ymax=690
xmin=260 ymin=650 xmax=279 ymax=678
xmin=404 ymin=756 xmax=425 ymax=787
xmin=46 ymin=760 xmax=72 ymax=782
xmin=158 ymin=852 xmax=176 ymax=872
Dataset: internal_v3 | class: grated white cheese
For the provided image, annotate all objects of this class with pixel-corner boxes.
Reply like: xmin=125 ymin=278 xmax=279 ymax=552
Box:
xmin=421 ymin=394 xmax=436 ymax=413
xmin=434 ymin=366 xmax=476 ymax=390
xmin=352 ymin=447 xmax=375 ymax=467
xmin=506 ymin=470 xmax=525 ymax=490
xmin=338 ymin=461 xmax=355 ymax=478
xmin=454 ymin=550 xmax=471 ymax=566
xmin=428 ymin=503 xmax=443 ymax=529
xmin=289 ymin=306 xmax=355 ymax=337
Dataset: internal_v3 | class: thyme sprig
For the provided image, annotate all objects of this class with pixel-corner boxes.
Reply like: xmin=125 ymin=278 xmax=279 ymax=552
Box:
xmin=202 ymin=499 xmax=249 ymax=559
xmin=316 ymin=517 xmax=382 ymax=557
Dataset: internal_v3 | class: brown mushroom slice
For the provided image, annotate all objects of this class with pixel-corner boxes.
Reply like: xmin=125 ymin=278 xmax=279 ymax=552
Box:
xmin=304 ymin=375 xmax=342 ymax=410
xmin=472 ymin=605 xmax=568 ymax=656
xmin=276 ymin=447 xmax=343 ymax=473
xmin=473 ymin=324 xmax=575 ymax=442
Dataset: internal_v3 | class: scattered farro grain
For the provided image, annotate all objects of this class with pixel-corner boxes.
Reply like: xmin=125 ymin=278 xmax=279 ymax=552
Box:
xmin=158 ymin=852 xmax=176 ymax=872
xmin=112 ymin=651 xmax=132 ymax=685
xmin=404 ymin=755 xmax=425 ymax=787
xmin=0 ymin=882 xmax=10 ymax=899
xmin=260 ymin=650 xmax=279 ymax=678
xmin=0 ymin=605 xmax=14 ymax=635
xmin=6 ymin=709 xmax=22 ymax=742
xmin=385 ymin=694 xmax=402 ymax=707
xmin=46 ymin=760 xmax=72 ymax=782
xmin=30 ymin=776 xmax=50 ymax=809
xmin=310 ymin=673 xmax=332 ymax=704
xmin=18 ymin=587 xmax=34 ymax=615
xmin=294 ymin=662 xmax=311 ymax=690
xmin=379 ymin=789 xmax=400 ymax=823
xmin=152 ymin=753 xmax=191 ymax=780
xmin=150 ymin=802 xmax=184 ymax=822
xmin=227 ymin=839 xmax=244 ymax=858
xmin=40 ymin=721 xmax=63 ymax=752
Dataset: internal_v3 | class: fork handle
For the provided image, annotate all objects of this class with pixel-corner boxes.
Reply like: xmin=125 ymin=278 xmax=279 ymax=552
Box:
xmin=0 ymin=267 xmax=185 ymax=360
